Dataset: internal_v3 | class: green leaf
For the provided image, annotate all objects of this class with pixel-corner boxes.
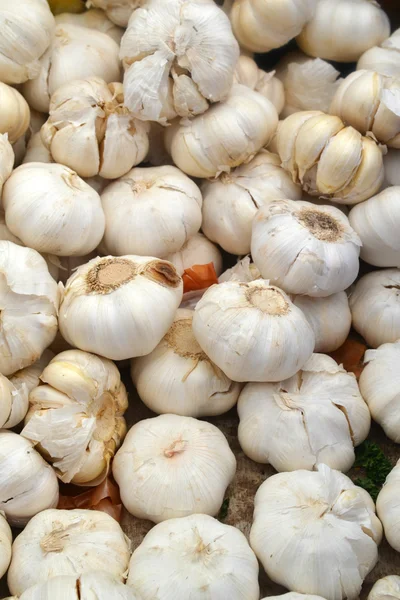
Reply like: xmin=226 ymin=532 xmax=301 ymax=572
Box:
xmin=353 ymin=441 xmax=392 ymax=501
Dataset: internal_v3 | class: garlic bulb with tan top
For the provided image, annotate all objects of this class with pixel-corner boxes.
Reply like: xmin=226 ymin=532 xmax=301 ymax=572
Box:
xmin=233 ymin=56 xmax=285 ymax=114
xmin=7 ymin=509 xmax=131 ymax=597
xmin=0 ymin=84 xmax=30 ymax=144
xmin=376 ymin=462 xmax=400 ymax=552
xmin=358 ymin=29 xmax=400 ymax=77
xmin=0 ymin=512 xmax=11 ymax=579
xmin=0 ymin=135 xmax=14 ymax=197
xmin=201 ymin=151 xmax=301 ymax=255
xmin=59 ymin=255 xmax=183 ymax=361
xmin=276 ymin=111 xmax=384 ymax=204
xmin=88 ymin=0 xmax=142 ymax=27
xmin=41 ymin=78 xmax=149 ymax=179
xmin=165 ymin=84 xmax=278 ymax=178
xmin=113 ymin=414 xmax=236 ymax=522
xmin=55 ymin=9 xmax=124 ymax=44
xmin=165 ymin=233 xmax=222 ymax=276
xmin=368 ymin=577 xmax=400 ymax=600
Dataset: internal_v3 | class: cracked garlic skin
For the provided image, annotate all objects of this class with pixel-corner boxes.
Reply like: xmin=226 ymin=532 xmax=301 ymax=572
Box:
xmin=55 ymin=9 xmax=124 ymax=44
xmin=358 ymin=29 xmax=400 ymax=78
xmin=165 ymin=233 xmax=222 ymax=277
xmin=113 ymin=414 xmax=236 ymax=523
xmin=192 ymin=280 xmax=314 ymax=382
xmin=368 ymin=576 xmax=400 ymax=600
xmin=201 ymin=151 xmax=301 ymax=255
xmin=233 ymin=56 xmax=285 ymax=114
xmin=120 ymin=0 xmax=239 ymax=122
xmin=165 ymin=84 xmax=278 ymax=178
xmin=59 ymin=255 xmax=183 ymax=361
xmin=127 ymin=513 xmax=259 ymax=600
xmin=0 ymin=512 xmax=11 ymax=579
xmin=0 ymin=84 xmax=30 ymax=144
xmin=7 ymin=509 xmax=131 ymax=597
xmin=377 ymin=461 xmax=400 ymax=552
xmin=251 ymin=200 xmax=361 ymax=297
xmin=276 ymin=111 xmax=385 ymax=204
xmin=100 ymin=165 xmax=202 ymax=258
xmin=250 ymin=464 xmax=382 ymax=600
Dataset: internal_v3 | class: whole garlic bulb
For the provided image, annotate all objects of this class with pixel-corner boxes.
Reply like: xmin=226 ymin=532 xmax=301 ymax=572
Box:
xmin=0 ymin=84 xmax=30 ymax=144
xmin=100 ymin=166 xmax=202 ymax=258
xmin=368 ymin=576 xmax=400 ymax=600
xmin=131 ymin=309 xmax=241 ymax=417
xmin=7 ymin=509 xmax=131 ymax=597
xmin=297 ymin=0 xmax=390 ymax=63
xmin=165 ymin=84 xmax=278 ymax=178
xmin=59 ymin=255 xmax=183 ymax=361
xmin=376 ymin=462 xmax=400 ymax=552
xmin=0 ymin=431 xmax=59 ymax=527
xmin=276 ymin=111 xmax=384 ymax=204
xmin=0 ymin=134 xmax=14 ymax=197
xmin=165 ymin=233 xmax=222 ymax=276
xmin=384 ymin=150 xmax=400 ymax=186
xmin=233 ymin=56 xmax=285 ymax=115
xmin=0 ymin=512 xmax=11 ymax=580
xmin=192 ymin=280 xmax=315 ymax=382
xmin=127 ymin=513 xmax=259 ymax=600
xmin=201 ymin=150 xmax=301 ymax=255
xmin=251 ymin=200 xmax=361 ymax=297
xmin=55 ymin=9 xmax=124 ymax=44
xmin=238 ymin=353 xmax=370 ymax=472
xmin=113 ymin=414 xmax=236 ymax=523
xmin=41 ymin=78 xmax=149 ymax=179
xmin=3 ymin=163 xmax=105 ymax=257
xmin=88 ymin=0 xmax=142 ymax=27
xmin=348 ymin=187 xmax=400 ymax=267
xmin=21 ymin=24 xmax=121 ymax=114
xmin=120 ymin=0 xmax=239 ymax=122
xmin=230 ymin=0 xmax=317 ymax=54
xmin=250 ymin=464 xmax=382 ymax=600
xmin=358 ymin=29 xmax=400 ymax=77
xmin=359 ymin=341 xmax=400 ymax=442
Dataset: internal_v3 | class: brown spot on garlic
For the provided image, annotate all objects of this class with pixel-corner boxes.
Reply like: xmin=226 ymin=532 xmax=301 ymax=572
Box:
xmin=142 ymin=259 xmax=182 ymax=288
xmin=298 ymin=208 xmax=343 ymax=242
xmin=86 ymin=258 xmax=137 ymax=294
xmin=246 ymin=286 xmax=290 ymax=316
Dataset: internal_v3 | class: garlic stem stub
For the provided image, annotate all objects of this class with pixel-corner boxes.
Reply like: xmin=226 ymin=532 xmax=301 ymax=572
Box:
xmin=357 ymin=28 xmax=400 ymax=78
xmin=233 ymin=56 xmax=285 ymax=115
xmin=376 ymin=463 xmax=400 ymax=552
xmin=368 ymin=576 xmax=400 ymax=600
xmin=165 ymin=233 xmax=222 ymax=277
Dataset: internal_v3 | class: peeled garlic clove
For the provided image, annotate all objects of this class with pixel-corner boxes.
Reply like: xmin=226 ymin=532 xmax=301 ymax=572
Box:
xmin=376 ymin=463 xmax=400 ymax=553
xmin=0 ymin=512 xmax=11 ymax=580
xmin=165 ymin=233 xmax=222 ymax=276
xmin=368 ymin=576 xmax=400 ymax=600
xmin=55 ymin=9 xmax=124 ymax=44
xmin=358 ymin=29 xmax=400 ymax=78
xmin=233 ymin=56 xmax=285 ymax=114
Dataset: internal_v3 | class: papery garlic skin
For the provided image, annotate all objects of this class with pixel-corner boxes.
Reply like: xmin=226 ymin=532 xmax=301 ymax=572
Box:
xmin=233 ymin=56 xmax=285 ymax=114
xmin=250 ymin=464 xmax=382 ymax=600
xmin=276 ymin=111 xmax=384 ymax=204
xmin=0 ymin=512 xmax=11 ymax=579
xmin=7 ymin=509 xmax=131 ymax=597
xmin=0 ymin=431 xmax=59 ymax=528
xmin=297 ymin=0 xmax=390 ymax=63
xmin=165 ymin=84 xmax=278 ymax=178
xmin=218 ymin=256 xmax=261 ymax=283
xmin=251 ymin=200 xmax=360 ymax=297
xmin=192 ymin=280 xmax=314 ymax=382
xmin=59 ymin=255 xmax=183 ymax=361
xmin=165 ymin=233 xmax=222 ymax=276
xmin=55 ymin=9 xmax=124 ymax=43
xmin=3 ymin=163 xmax=105 ymax=257
xmin=127 ymin=513 xmax=259 ymax=600
xmin=201 ymin=151 xmax=301 ymax=255
xmin=384 ymin=150 xmax=400 ymax=186
xmin=0 ymin=135 xmax=14 ymax=197
xmin=88 ymin=0 xmax=143 ymax=27
xmin=368 ymin=576 xmax=400 ymax=600
xmin=376 ymin=462 xmax=400 ymax=552
xmin=113 ymin=414 xmax=236 ymax=522
xmin=100 ymin=166 xmax=202 ymax=258
xmin=358 ymin=29 xmax=400 ymax=78
xmin=0 ymin=84 xmax=30 ymax=144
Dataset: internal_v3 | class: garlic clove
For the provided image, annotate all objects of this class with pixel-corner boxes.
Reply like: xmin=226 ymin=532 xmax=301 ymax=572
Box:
xmin=357 ymin=29 xmax=400 ymax=78
xmin=233 ymin=55 xmax=285 ymax=114
xmin=87 ymin=0 xmax=143 ymax=27
xmin=367 ymin=576 xmax=400 ymax=600
xmin=376 ymin=462 xmax=400 ymax=552
xmin=55 ymin=9 xmax=125 ymax=44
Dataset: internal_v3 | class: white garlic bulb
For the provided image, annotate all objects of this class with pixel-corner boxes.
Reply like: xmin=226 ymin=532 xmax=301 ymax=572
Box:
xmin=59 ymin=255 xmax=183 ymax=361
xmin=376 ymin=461 xmax=400 ymax=552
xmin=165 ymin=233 xmax=222 ymax=276
xmin=368 ymin=577 xmax=400 ymax=600
xmin=22 ymin=24 xmax=121 ymax=114
xmin=127 ymin=513 xmax=259 ymax=600
xmin=0 ymin=512 xmax=11 ymax=580
xmin=384 ymin=150 xmax=400 ymax=186
xmin=120 ymin=0 xmax=239 ymax=122
xmin=348 ymin=187 xmax=400 ymax=267
xmin=22 ymin=133 xmax=52 ymax=164
xmin=297 ymin=0 xmax=390 ymax=63
xmin=100 ymin=166 xmax=202 ymax=258
xmin=131 ymin=309 xmax=241 ymax=417
xmin=3 ymin=163 xmax=105 ymax=257
xmin=201 ymin=150 xmax=301 ymax=255
xmin=238 ymin=353 xmax=370 ymax=472
xmin=88 ymin=0 xmax=142 ymax=27
xmin=0 ymin=242 xmax=58 ymax=377
xmin=0 ymin=84 xmax=30 ymax=144
xmin=55 ymin=9 xmax=124 ymax=44
xmin=250 ymin=464 xmax=382 ymax=600
xmin=7 ymin=509 xmax=131 ymax=597
xmin=165 ymin=84 xmax=278 ymax=178
xmin=192 ymin=280 xmax=315 ymax=382
xmin=358 ymin=29 xmax=400 ymax=77
xmin=359 ymin=341 xmax=400 ymax=442
xmin=0 ymin=211 xmax=20 ymax=245
xmin=0 ymin=431 xmax=59 ymax=528
xmin=0 ymin=135 xmax=14 ymax=197
xmin=251 ymin=200 xmax=360 ymax=297
xmin=276 ymin=111 xmax=384 ymax=204
xmin=233 ymin=56 xmax=285 ymax=114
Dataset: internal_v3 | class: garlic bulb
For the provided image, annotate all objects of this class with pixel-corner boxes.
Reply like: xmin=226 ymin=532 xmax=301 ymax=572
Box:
xmin=7 ymin=509 xmax=131 ymax=597
xmin=0 ymin=211 xmax=21 ymax=245
xmin=233 ymin=56 xmax=285 ymax=115
xmin=297 ymin=0 xmax=390 ymax=63
xmin=3 ymin=163 xmax=105 ymax=257
xmin=292 ymin=292 xmax=351 ymax=353
xmin=22 ymin=133 xmax=52 ymax=164
xmin=201 ymin=150 xmax=301 ymax=255
xmin=131 ymin=309 xmax=241 ymax=417
xmin=238 ymin=353 xmax=370 ymax=472
xmin=359 ymin=341 xmax=400 ymax=442
xmin=55 ymin=9 xmax=124 ymax=43
xmin=41 ymin=78 xmax=149 ymax=179
xmin=0 ymin=512 xmax=11 ymax=580
xmin=127 ymin=513 xmax=259 ymax=600
xmin=0 ymin=135 xmax=14 ymax=197
xmin=165 ymin=233 xmax=222 ymax=276
xmin=0 ymin=431 xmax=59 ymax=528
xmin=276 ymin=111 xmax=384 ymax=204
xmin=0 ymin=0 xmax=55 ymax=84
xmin=251 ymin=200 xmax=360 ymax=297
xmin=348 ymin=187 xmax=400 ymax=267
xmin=165 ymin=84 xmax=278 ymax=178
xmin=120 ymin=0 xmax=239 ymax=122
xmin=218 ymin=255 xmax=261 ymax=283
xmin=88 ymin=0 xmax=142 ymax=27
xmin=113 ymin=413 xmax=236 ymax=522
xmin=59 ymin=255 xmax=183 ymax=361
xmin=376 ymin=461 xmax=400 ymax=552
xmin=384 ymin=150 xmax=400 ymax=186
xmin=358 ymin=29 xmax=400 ymax=78
xmin=230 ymin=0 xmax=317 ymax=53
xmin=250 ymin=464 xmax=382 ymax=600
xmin=100 ymin=166 xmax=202 ymax=258
xmin=0 ymin=84 xmax=30 ymax=144
xmin=368 ymin=577 xmax=400 ymax=600
xmin=192 ymin=280 xmax=315 ymax=382
xmin=21 ymin=24 xmax=121 ymax=114
xmin=0 ymin=241 xmax=58 ymax=377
